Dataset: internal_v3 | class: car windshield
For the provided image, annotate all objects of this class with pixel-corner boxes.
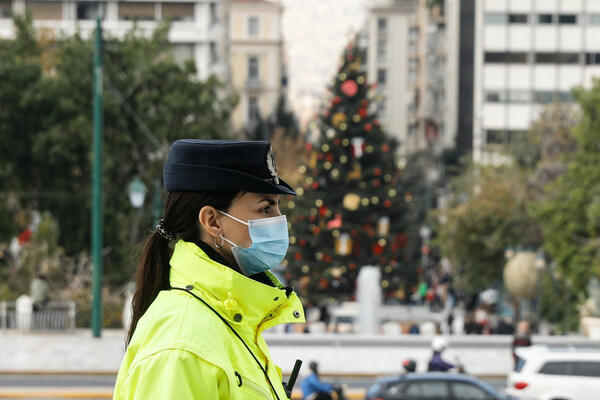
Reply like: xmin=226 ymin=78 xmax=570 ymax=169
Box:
xmin=514 ymin=356 xmax=526 ymax=372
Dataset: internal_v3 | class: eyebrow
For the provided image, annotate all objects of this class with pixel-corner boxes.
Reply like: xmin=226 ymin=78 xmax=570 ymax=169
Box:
xmin=258 ymin=196 xmax=279 ymax=206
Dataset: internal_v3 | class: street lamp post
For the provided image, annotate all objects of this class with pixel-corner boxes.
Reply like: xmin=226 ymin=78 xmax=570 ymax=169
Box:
xmin=419 ymin=225 xmax=432 ymax=271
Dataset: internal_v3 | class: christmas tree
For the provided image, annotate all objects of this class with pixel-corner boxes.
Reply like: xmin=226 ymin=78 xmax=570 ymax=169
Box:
xmin=282 ymin=41 xmax=426 ymax=304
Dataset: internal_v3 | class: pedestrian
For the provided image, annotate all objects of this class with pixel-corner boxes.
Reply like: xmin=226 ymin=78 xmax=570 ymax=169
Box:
xmin=30 ymin=272 xmax=50 ymax=311
xmin=113 ymin=140 xmax=306 ymax=400
xmin=512 ymin=320 xmax=532 ymax=364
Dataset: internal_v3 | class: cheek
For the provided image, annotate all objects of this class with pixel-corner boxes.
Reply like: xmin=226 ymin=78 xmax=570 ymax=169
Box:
xmin=228 ymin=227 xmax=252 ymax=248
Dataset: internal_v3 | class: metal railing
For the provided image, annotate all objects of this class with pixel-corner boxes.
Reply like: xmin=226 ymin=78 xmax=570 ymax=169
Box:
xmin=1 ymin=301 xmax=76 ymax=333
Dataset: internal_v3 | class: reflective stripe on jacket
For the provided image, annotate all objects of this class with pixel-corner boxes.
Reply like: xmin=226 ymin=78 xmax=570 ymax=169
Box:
xmin=114 ymin=240 xmax=306 ymax=400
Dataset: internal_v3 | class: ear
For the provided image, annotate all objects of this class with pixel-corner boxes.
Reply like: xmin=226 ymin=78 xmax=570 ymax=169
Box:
xmin=198 ymin=206 xmax=222 ymax=239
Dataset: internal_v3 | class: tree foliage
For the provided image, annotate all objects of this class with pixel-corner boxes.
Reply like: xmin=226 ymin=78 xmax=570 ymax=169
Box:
xmin=532 ymin=80 xmax=600 ymax=296
xmin=0 ymin=15 xmax=237 ymax=290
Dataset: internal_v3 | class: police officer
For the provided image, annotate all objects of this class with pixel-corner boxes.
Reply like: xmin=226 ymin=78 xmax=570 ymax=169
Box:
xmin=114 ymin=140 xmax=306 ymax=399
xmin=427 ymin=336 xmax=456 ymax=372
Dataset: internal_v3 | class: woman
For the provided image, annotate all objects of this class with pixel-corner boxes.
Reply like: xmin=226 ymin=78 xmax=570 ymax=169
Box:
xmin=114 ymin=139 xmax=306 ymax=400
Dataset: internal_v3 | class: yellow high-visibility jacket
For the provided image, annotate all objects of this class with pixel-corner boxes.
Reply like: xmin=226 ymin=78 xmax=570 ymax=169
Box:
xmin=114 ymin=240 xmax=305 ymax=400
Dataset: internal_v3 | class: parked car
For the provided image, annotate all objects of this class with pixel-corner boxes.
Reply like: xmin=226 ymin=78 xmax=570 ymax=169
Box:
xmin=365 ymin=372 xmax=512 ymax=400
xmin=507 ymin=345 xmax=600 ymax=400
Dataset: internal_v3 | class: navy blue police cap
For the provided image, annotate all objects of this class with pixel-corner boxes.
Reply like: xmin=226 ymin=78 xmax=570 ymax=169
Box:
xmin=163 ymin=139 xmax=296 ymax=195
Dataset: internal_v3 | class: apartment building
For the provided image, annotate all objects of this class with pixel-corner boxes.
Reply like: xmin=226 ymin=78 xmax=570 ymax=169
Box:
xmin=473 ymin=0 xmax=600 ymax=164
xmin=229 ymin=0 xmax=284 ymax=135
xmin=0 ymin=0 xmax=229 ymax=83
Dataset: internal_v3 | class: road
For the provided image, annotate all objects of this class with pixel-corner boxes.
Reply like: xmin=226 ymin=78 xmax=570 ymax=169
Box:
xmin=0 ymin=373 xmax=508 ymax=399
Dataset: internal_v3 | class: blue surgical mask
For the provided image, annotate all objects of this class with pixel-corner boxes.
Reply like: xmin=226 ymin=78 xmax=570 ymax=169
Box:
xmin=218 ymin=211 xmax=289 ymax=276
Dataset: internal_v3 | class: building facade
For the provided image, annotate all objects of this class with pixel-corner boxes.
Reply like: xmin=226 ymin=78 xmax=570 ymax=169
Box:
xmin=229 ymin=0 xmax=284 ymax=136
xmin=0 ymin=0 xmax=229 ymax=83
xmin=473 ymin=0 xmax=600 ymax=164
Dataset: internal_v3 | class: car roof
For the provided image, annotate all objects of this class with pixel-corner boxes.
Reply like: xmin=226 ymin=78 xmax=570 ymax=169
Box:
xmin=377 ymin=372 xmax=486 ymax=384
xmin=515 ymin=345 xmax=600 ymax=359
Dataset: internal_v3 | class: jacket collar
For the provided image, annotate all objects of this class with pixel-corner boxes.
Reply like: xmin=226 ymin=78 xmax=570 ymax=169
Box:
xmin=169 ymin=240 xmax=305 ymax=333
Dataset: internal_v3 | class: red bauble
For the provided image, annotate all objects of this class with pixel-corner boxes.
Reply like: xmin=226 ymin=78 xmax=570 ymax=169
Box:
xmin=382 ymin=144 xmax=390 ymax=153
xmin=349 ymin=263 xmax=356 ymax=270
xmin=333 ymin=138 xmax=341 ymax=145
xmin=362 ymin=99 xmax=369 ymax=107
xmin=313 ymin=226 xmax=321 ymax=234
xmin=326 ymin=153 xmax=334 ymax=162
xmin=317 ymin=153 xmax=325 ymax=160
xmin=358 ymin=107 xmax=367 ymax=118
xmin=294 ymin=252 xmax=302 ymax=261
xmin=384 ymin=200 xmax=392 ymax=208
xmin=318 ymin=205 xmax=327 ymax=217
xmin=373 ymin=180 xmax=381 ymax=188
xmin=373 ymin=119 xmax=379 ymax=125
xmin=305 ymin=143 xmax=313 ymax=151
xmin=332 ymin=96 xmax=341 ymax=104
xmin=323 ymin=110 xmax=330 ymax=117
xmin=299 ymin=239 xmax=307 ymax=246
xmin=308 ymin=215 xmax=316 ymax=222
xmin=348 ymin=53 xmax=354 ymax=61
xmin=341 ymin=80 xmax=359 ymax=97
xmin=372 ymin=243 xmax=384 ymax=255
xmin=311 ymin=181 xmax=319 ymax=189
xmin=365 ymin=123 xmax=372 ymax=131
xmin=374 ymin=168 xmax=382 ymax=176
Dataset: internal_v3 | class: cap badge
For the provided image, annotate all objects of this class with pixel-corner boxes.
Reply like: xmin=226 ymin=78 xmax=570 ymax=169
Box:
xmin=266 ymin=145 xmax=279 ymax=185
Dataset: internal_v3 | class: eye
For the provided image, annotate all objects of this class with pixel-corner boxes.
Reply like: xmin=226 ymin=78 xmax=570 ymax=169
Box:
xmin=259 ymin=205 xmax=271 ymax=215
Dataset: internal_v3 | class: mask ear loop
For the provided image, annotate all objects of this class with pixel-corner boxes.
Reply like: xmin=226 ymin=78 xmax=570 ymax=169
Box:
xmin=214 ymin=234 xmax=225 ymax=249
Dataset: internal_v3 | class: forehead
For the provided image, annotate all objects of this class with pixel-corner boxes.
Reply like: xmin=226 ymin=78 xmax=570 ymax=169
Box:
xmin=233 ymin=192 xmax=279 ymax=205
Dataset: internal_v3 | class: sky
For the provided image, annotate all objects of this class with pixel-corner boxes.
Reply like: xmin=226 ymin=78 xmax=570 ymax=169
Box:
xmin=281 ymin=0 xmax=369 ymax=127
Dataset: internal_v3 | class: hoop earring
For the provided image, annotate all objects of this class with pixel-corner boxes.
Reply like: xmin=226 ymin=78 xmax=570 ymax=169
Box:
xmin=214 ymin=235 xmax=224 ymax=249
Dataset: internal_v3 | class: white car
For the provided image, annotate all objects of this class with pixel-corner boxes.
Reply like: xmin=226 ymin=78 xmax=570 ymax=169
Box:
xmin=507 ymin=345 xmax=600 ymax=400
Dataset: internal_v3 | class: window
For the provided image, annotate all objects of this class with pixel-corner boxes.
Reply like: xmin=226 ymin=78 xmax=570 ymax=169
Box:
xmin=26 ymin=1 xmax=62 ymax=20
xmin=118 ymin=2 xmax=154 ymax=21
xmin=590 ymin=14 xmax=600 ymax=25
xmin=77 ymin=2 xmax=105 ymax=20
xmin=557 ymin=91 xmax=573 ymax=102
xmin=538 ymin=14 xmax=554 ymax=24
xmin=572 ymin=361 xmax=600 ymax=377
xmin=378 ymin=97 xmax=387 ymax=116
xmin=377 ymin=69 xmax=387 ymax=87
xmin=210 ymin=2 xmax=218 ymax=24
xmin=450 ymin=382 xmax=490 ymax=400
xmin=535 ymin=91 xmax=555 ymax=104
xmin=586 ymin=53 xmax=600 ymax=65
xmin=535 ymin=52 xmax=579 ymax=64
xmin=514 ymin=357 xmax=526 ymax=372
xmin=210 ymin=42 xmax=218 ymax=64
xmin=507 ymin=90 xmax=530 ymax=103
xmin=506 ymin=52 xmax=528 ymax=63
xmin=485 ymin=90 xmax=503 ymax=103
xmin=409 ymin=26 xmax=419 ymax=40
xmin=484 ymin=52 xmax=527 ymax=63
xmin=162 ymin=3 xmax=194 ymax=22
xmin=559 ymin=14 xmax=577 ymax=24
xmin=377 ymin=17 xmax=387 ymax=36
xmin=377 ymin=39 xmax=387 ymax=63
xmin=248 ymin=96 xmax=259 ymax=121
xmin=422 ymin=381 xmax=448 ymax=397
xmin=0 ymin=1 xmax=12 ymax=18
xmin=508 ymin=130 xmax=528 ymax=143
xmin=539 ymin=361 xmax=570 ymax=375
xmin=248 ymin=16 xmax=259 ymax=36
xmin=484 ymin=12 xmax=507 ymax=24
xmin=248 ymin=56 xmax=259 ymax=81
xmin=486 ymin=130 xmax=504 ymax=144
xmin=509 ymin=14 xmax=528 ymax=24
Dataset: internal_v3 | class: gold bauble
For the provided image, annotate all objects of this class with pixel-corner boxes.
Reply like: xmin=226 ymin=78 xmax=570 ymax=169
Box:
xmin=343 ymin=193 xmax=361 ymax=211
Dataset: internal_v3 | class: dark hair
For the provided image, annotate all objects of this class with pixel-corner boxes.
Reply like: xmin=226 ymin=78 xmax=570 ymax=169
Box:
xmin=127 ymin=191 xmax=241 ymax=344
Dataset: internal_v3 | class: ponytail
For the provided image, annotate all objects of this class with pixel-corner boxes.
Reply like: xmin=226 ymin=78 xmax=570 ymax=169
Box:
xmin=126 ymin=191 xmax=241 ymax=344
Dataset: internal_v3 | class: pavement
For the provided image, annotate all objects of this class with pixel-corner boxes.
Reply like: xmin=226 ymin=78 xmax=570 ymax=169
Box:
xmin=1 ymin=329 xmax=598 ymax=399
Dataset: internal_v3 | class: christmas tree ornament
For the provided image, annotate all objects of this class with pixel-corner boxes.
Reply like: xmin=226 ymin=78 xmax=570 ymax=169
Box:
xmin=326 ymin=153 xmax=334 ymax=162
xmin=405 ymin=193 xmax=412 ymax=202
xmin=326 ymin=213 xmax=342 ymax=229
xmin=358 ymin=107 xmax=367 ymax=118
xmin=341 ymin=79 xmax=358 ymax=97
xmin=341 ymin=138 xmax=350 ymax=146
xmin=323 ymin=110 xmax=330 ymax=117
xmin=359 ymin=181 xmax=367 ymax=189
xmin=324 ymin=162 xmax=332 ymax=170
xmin=384 ymin=200 xmax=392 ymax=208
xmin=340 ymin=123 xmax=347 ymax=131
xmin=315 ymin=199 xmax=323 ymax=207
xmin=388 ymin=188 xmax=397 ymax=196
xmin=326 ymin=128 xmax=336 ymax=138
xmin=339 ymin=72 xmax=347 ymax=81
xmin=357 ymin=76 xmax=365 ymax=84
xmin=332 ymin=112 xmax=346 ymax=127
xmin=335 ymin=233 xmax=352 ymax=256
xmin=331 ymin=169 xmax=340 ymax=179
xmin=322 ymin=144 xmax=330 ymax=151
xmin=332 ymin=96 xmax=341 ymax=105
xmin=374 ymin=168 xmax=382 ymax=176
xmin=342 ymin=193 xmax=361 ymax=211
xmin=301 ymin=265 xmax=310 ymax=273
xmin=309 ymin=152 xmax=318 ymax=168
xmin=366 ymin=145 xmax=374 ymax=153
xmin=351 ymin=137 xmax=365 ymax=157
xmin=298 ymin=165 xmax=307 ymax=173
xmin=371 ymin=196 xmax=380 ymax=204
xmin=305 ymin=142 xmax=313 ymax=151
xmin=352 ymin=115 xmax=361 ymax=122
xmin=333 ymin=138 xmax=341 ymax=145
xmin=348 ymin=52 xmax=355 ymax=61
xmin=346 ymin=163 xmax=362 ymax=180
xmin=364 ymin=123 xmax=372 ymax=131
xmin=382 ymin=144 xmax=390 ymax=152
xmin=372 ymin=243 xmax=384 ymax=255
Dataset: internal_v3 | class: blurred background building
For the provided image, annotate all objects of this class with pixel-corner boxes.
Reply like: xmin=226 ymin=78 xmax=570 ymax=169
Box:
xmin=229 ymin=0 xmax=285 ymax=135
xmin=0 ymin=0 xmax=230 ymax=82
